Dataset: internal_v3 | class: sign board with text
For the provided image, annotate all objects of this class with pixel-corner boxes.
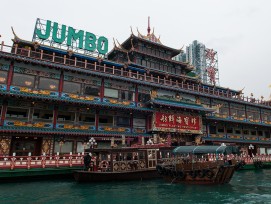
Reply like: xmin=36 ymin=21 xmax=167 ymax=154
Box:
xmin=32 ymin=18 xmax=108 ymax=56
xmin=152 ymin=112 xmax=202 ymax=134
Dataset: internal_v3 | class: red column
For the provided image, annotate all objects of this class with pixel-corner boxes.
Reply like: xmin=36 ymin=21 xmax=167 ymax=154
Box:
xmin=167 ymin=133 xmax=172 ymax=146
xmin=130 ymin=113 xmax=133 ymax=133
xmin=6 ymin=61 xmax=14 ymax=91
xmin=58 ymin=71 xmax=64 ymax=97
xmin=100 ymin=78 xmax=104 ymax=102
xmin=138 ymin=136 xmax=142 ymax=145
xmin=53 ymin=106 xmax=58 ymax=129
xmin=135 ymin=85 xmax=138 ymax=104
xmin=0 ymin=101 xmax=7 ymax=126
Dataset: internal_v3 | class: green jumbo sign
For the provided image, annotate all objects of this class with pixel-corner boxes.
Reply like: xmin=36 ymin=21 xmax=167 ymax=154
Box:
xmin=35 ymin=19 xmax=108 ymax=55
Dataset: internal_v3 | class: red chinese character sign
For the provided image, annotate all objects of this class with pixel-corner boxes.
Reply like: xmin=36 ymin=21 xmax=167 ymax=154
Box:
xmin=153 ymin=112 xmax=202 ymax=134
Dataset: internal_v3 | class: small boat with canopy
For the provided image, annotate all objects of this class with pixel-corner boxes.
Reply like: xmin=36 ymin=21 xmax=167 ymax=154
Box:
xmin=156 ymin=145 xmax=239 ymax=184
xmin=74 ymin=147 xmax=173 ymax=182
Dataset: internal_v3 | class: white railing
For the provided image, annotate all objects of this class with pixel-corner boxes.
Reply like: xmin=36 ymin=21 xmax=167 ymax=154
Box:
xmin=0 ymin=154 xmax=84 ymax=170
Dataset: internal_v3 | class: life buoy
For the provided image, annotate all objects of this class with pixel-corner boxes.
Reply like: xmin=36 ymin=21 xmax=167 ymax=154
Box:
xmin=100 ymin=160 xmax=109 ymax=170
xmin=205 ymin=169 xmax=215 ymax=179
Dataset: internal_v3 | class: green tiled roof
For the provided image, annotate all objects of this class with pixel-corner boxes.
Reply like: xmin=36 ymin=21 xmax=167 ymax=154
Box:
xmin=152 ymin=99 xmax=214 ymax=112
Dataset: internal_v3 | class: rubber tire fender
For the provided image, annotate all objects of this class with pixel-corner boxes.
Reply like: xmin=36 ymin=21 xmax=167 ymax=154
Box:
xmin=197 ymin=169 xmax=206 ymax=178
xmin=205 ymin=169 xmax=215 ymax=179
xmin=177 ymin=171 xmax=186 ymax=179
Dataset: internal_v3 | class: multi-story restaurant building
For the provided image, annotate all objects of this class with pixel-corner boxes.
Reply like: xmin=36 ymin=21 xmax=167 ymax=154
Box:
xmin=0 ymin=19 xmax=270 ymax=157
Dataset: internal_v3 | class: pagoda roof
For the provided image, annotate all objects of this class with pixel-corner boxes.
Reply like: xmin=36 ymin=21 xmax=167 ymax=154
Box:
xmin=120 ymin=34 xmax=181 ymax=57
xmin=150 ymin=98 xmax=215 ymax=113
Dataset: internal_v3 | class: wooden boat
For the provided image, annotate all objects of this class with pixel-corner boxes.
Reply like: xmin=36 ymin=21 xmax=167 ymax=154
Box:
xmin=156 ymin=145 xmax=238 ymax=184
xmin=74 ymin=147 xmax=173 ymax=182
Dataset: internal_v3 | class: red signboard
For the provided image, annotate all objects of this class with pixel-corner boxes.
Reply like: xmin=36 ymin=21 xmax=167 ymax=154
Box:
xmin=154 ymin=112 xmax=201 ymax=132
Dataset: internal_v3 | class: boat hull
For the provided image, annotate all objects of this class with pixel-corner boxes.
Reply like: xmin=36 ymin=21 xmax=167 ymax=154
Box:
xmin=158 ymin=163 xmax=236 ymax=185
xmin=74 ymin=169 xmax=161 ymax=182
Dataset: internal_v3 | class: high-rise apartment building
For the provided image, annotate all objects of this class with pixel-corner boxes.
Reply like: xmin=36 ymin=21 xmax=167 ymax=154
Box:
xmin=174 ymin=40 xmax=219 ymax=85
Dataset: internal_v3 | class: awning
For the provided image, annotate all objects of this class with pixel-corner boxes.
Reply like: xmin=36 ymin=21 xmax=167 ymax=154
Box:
xmin=127 ymin=66 xmax=146 ymax=73
xmin=151 ymin=99 xmax=215 ymax=112
xmin=172 ymin=145 xmax=239 ymax=155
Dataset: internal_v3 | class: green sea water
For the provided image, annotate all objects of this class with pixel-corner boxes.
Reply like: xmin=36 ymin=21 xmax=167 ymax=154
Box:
xmin=1 ymin=170 xmax=271 ymax=204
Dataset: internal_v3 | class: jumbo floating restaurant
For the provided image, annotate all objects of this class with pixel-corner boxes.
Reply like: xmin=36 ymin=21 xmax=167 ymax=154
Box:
xmin=0 ymin=18 xmax=270 ymax=157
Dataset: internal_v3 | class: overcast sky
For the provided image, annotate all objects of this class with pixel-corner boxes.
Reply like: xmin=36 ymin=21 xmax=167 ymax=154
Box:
xmin=1 ymin=0 xmax=270 ymax=100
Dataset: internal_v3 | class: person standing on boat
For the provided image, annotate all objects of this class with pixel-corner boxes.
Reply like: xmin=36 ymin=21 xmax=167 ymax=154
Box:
xmin=84 ymin=153 xmax=92 ymax=171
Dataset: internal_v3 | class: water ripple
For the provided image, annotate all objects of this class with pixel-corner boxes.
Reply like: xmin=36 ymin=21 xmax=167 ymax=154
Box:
xmin=1 ymin=170 xmax=271 ymax=204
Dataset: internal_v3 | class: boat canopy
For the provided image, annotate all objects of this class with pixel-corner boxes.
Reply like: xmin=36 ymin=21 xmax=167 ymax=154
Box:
xmin=172 ymin=146 xmax=239 ymax=155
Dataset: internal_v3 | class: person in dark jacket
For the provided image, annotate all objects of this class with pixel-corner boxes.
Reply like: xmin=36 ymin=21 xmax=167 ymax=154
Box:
xmin=84 ymin=153 xmax=92 ymax=171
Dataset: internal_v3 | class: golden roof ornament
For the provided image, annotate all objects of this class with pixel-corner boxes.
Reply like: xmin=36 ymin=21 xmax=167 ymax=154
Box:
xmin=136 ymin=17 xmax=162 ymax=44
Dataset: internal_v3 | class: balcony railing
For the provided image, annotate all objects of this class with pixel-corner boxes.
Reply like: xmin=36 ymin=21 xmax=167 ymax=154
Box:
xmin=204 ymin=134 xmax=271 ymax=143
xmin=0 ymin=42 xmax=270 ymax=107
xmin=0 ymin=154 xmax=83 ymax=170
xmin=208 ymin=113 xmax=270 ymax=125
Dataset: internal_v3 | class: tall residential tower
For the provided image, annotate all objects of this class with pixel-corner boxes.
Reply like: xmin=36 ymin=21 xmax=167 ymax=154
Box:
xmin=174 ymin=40 xmax=219 ymax=86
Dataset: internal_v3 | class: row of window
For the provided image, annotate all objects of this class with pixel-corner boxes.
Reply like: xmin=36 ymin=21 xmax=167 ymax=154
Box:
xmin=218 ymin=108 xmax=269 ymax=121
xmin=0 ymin=71 xmax=151 ymax=102
xmin=209 ymin=126 xmax=270 ymax=137
xmin=2 ymin=71 xmax=271 ymax=120
xmin=138 ymin=44 xmax=171 ymax=59
xmin=135 ymin=58 xmax=182 ymax=75
xmin=5 ymin=107 xmax=146 ymax=127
